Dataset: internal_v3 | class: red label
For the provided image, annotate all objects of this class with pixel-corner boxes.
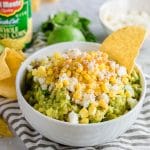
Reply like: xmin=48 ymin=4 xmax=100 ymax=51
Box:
xmin=0 ymin=0 xmax=23 ymax=17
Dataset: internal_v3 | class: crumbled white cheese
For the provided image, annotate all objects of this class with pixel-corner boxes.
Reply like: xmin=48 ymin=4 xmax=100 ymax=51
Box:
xmin=59 ymin=74 xmax=78 ymax=92
xmin=66 ymin=94 xmax=70 ymax=100
xmin=88 ymin=60 xmax=95 ymax=72
xmin=48 ymin=83 xmax=54 ymax=92
xmin=67 ymin=77 xmax=78 ymax=92
xmin=109 ymin=61 xmax=116 ymax=70
xmin=82 ymin=99 xmax=90 ymax=108
xmin=62 ymin=53 xmax=69 ymax=59
xmin=102 ymin=10 xmax=150 ymax=31
xmin=77 ymin=63 xmax=83 ymax=69
xmin=81 ymin=52 xmax=87 ymax=58
xmin=82 ymin=92 xmax=96 ymax=107
xmin=59 ymin=73 xmax=69 ymax=82
xmin=117 ymin=78 xmax=122 ymax=84
xmin=27 ymin=65 xmax=33 ymax=72
xmin=117 ymin=66 xmax=127 ymax=77
xmin=97 ymin=50 xmax=102 ymax=57
xmin=111 ymin=84 xmax=119 ymax=92
xmin=41 ymin=84 xmax=47 ymax=90
xmin=38 ymin=77 xmax=45 ymax=85
xmin=67 ymin=48 xmax=82 ymax=58
xmin=98 ymin=71 xmax=105 ymax=80
xmin=33 ymin=76 xmax=38 ymax=82
xmin=100 ymin=93 xmax=110 ymax=104
xmin=41 ymin=56 xmax=49 ymax=63
xmin=74 ymin=99 xmax=83 ymax=105
xmin=125 ymin=85 xmax=135 ymax=97
xmin=105 ymin=82 xmax=111 ymax=90
xmin=68 ymin=111 xmax=79 ymax=124
xmin=127 ymin=98 xmax=138 ymax=109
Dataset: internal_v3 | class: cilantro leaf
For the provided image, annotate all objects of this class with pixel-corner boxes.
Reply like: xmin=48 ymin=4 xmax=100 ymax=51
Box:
xmin=41 ymin=11 xmax=96 ymax=42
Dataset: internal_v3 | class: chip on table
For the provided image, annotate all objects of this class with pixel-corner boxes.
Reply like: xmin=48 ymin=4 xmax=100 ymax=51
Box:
xmin=100 ymin=26 xmax=146 ymax=73
xmin=0 ymin=48 xmax=25 ymax=99
xmin=0 ymin=117 xmax=12 ymax=138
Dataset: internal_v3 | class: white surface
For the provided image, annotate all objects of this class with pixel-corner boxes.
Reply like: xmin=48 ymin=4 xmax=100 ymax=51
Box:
xmin=16 ymin=42 xmax=146 ymax=146
xmin=0 ymin=0 xmax=150 ymax=149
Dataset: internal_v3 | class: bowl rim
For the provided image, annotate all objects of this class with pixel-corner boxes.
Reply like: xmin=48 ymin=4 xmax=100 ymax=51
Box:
xmin=16 ymin=41 xmax=146 ymax=127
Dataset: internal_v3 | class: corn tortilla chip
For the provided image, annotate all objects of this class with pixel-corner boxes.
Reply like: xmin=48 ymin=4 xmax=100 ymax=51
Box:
xmin=0 ymin=48 xmax=25 ymax=99
xmin=0 ymin=117 xmax=12 ymax=137
xmin=0 ymin=50 xmax=11 ymax=80
xmin=100 ymin=26 xmax=146 ymax=73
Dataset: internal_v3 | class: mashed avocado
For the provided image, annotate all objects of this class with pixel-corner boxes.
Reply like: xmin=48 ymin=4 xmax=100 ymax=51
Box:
xmin=24 ymin=49 xmax=142 ymax=124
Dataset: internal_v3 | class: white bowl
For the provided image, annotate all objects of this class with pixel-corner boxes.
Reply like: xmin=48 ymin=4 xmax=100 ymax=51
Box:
xmin=99 ymin=0 xmax=150 ymax=34
xmin=16 ymin=42 xmax=146 ymax=146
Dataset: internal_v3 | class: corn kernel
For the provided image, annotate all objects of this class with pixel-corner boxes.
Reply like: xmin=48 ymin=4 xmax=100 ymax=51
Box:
xmin=99 ymin=63 xmax=105 ymax=70
xmin=80 ymin=118 xmax=89 ymax=124
xmin=73 ymin=91 xmax=81 ymax=100
xmin=99 ymin=99 xmax=108 ymax=110
xmin=109 ymin=91 xmax=116 ymax=98
xmin=125 ymin=91 xmax=131 ymax=98
xmin=85 ymin=88 xmax=92 ymax=94
xmin=88 ymin=104 xmax=97 ymax=116
xmin=94 ymin=87 xmax=101 ymax=96
xmin=61 ymin=68 xmax=67 ymax=73
xmin=76 ymin=83 xmax=81 ymax=91
xmin=74 ymin=72 xmax=79 ymax=78
xmin=32 ymin=69 xmax=37 ymax=76
xmin=110 ymin=76 xmax=116 ymax=84
xmin=54 ymin=52 xmax=61 ymax=59
xmin=56 ymin=82 xmax=63 ymax=89
xmin=38 ymin=107 xmax=44 ymax=113
xmin=101 ymin=83 xmax=109 ymax=93
xmin=95 ymin=110 xmax=104 ymax=122
xmin=90 ymin=51 xmax=97 ymax=57
xmin=118 ymin=90 xmax=124 ymax=96
xmin=79 ymin=75 xmax=83 ymax=82
xmin=47 ymin=68 xmax=53 ymax=75
xmin=76 ymin=65 xmax=83 ymax=73
xmin=63 ymin=80 xmax=69 ymax=86
xmin=86 ymin=54 xmax=92 ymax=61
xmin=79 ymin=108 xmax=89 ymax=118
xmin=67 ymin=70 xmax=71 ymax=77
xmin=122 ymin=77 xmax=129 ymax=84
xmin=84 ymin=74 xmax=92 ymax=83
xmin=37 ymin=66 xmax=46 ymax=77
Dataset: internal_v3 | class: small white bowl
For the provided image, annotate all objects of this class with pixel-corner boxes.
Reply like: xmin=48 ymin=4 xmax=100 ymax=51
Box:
xmin=99 ymin=0 xmax=150 ymax=34
xmin=16 ymin=42 xmax=146 ymax=146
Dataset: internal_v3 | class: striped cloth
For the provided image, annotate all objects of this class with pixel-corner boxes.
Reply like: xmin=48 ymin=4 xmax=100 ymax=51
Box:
xmin=0 ymin=79 xmax=150 ymax=150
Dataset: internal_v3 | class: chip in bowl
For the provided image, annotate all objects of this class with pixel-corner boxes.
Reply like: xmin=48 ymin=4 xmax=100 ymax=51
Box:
xmin=100 ymin=26 xmax=146 ymax=73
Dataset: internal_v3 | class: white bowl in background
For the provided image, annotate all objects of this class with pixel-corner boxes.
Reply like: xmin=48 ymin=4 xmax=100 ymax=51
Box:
xmin=99 ymin=0 xmax=150 ymax=34
xmin=16 ymin=42 xmax=146 ymax=146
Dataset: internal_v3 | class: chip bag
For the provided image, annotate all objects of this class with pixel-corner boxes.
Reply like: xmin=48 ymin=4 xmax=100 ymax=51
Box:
xmin=0 ymin=48 xmax=25 ymax=99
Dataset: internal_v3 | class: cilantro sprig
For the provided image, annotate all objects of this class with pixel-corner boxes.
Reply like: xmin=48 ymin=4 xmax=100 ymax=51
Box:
xmin=41 ymin=11 xmax=96 ymax=42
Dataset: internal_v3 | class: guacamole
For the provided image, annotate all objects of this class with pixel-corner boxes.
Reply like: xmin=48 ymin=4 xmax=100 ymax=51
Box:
xmin=24 ymin=49 xmax=142 ymax=124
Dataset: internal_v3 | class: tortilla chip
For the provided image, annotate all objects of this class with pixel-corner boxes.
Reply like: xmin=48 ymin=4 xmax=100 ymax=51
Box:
xmin=0 ymin=117 xmax=12 ymax=137
xmin=0 ymin=77 xmax=16 ymax=99
xmin=0 ymin=50 xmax=11 ymax=80
xmin=100 ymin=26 xmax=146 ymax=73
xmin=0 ymin=48 xmax=25 ymax=99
